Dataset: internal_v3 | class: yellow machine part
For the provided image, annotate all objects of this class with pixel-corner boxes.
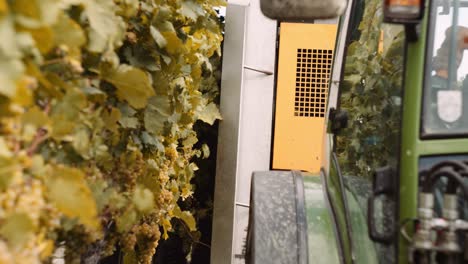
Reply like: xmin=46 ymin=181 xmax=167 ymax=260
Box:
xmin=272 ymin=22 xmax=337 ymax=173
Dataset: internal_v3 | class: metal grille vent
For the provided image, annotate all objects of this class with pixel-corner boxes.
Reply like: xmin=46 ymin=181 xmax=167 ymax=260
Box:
xmin=294 ymin=48 xmax=333 ymax=118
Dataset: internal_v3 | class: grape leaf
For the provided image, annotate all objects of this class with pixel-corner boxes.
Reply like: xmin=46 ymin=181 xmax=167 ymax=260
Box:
xmin=173 ymin=205 xmax=195 ymax=231
xmin=46 ymin=166 xmax=99 ymax=229
xmin=119 ymin=116 xmax=139 ymax=129
xmin=0 ymin=213 xmax=35 ymax=248
xmin=180 ymin=1 xmax=205 ymax=21
xmin=22 ymin=106 xmax=50 ymax=129
xmin=103 ymin=64 xmax=155 ymax=109
xmin=116 ymin=209 xmax=137 ymax=233
xmin=132 ymin=186 xmax=155 ymax=212
xmin=81 ymin=0 xmax=126 ymax=52
xmin=0 ymin=0 xmax=7 ymax=17
xmin=150 ymin=26 xmax=167 ymax=48
xmin=144 ymin=96 xmax=171 ymax=134
xmin=52 ymin=13 xmax=86 ymax=51
xmin=197 ymin=102 xmax=221 ymax=125
xmin=11 ymin=0 xmax=61 ymax=28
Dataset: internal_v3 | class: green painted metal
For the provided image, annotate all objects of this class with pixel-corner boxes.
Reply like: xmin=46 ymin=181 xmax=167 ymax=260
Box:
xmin=328 ymin=157 xmax=354 ymax=263
xmin=399 ymin=1 xmax=468 ymax=262
xmin=302 ymin=176 xmax=341 ymax=264
xmin=304 ymin=169 xmax=380 ymax=264
xmin=344 ymin=189 xmax=379 ymax=264
xmin=314 ymin=1 xmax=468 ymax=263
xmin=398 ymin=17 xmax=427 ymax=262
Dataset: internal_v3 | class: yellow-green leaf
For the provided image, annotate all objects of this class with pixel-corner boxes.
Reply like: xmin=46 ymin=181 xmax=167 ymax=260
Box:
xmin=180 ymin=1 xmax=205 ymax=21
xmin=123 ymin=252 xmax=138 ymax=264
xmin=11 ymin=0 xmax=41 ymax=23
xmin=52 ymin=13 xmax=86 ymax=50
xmin=197 ymin=102 xmax=221 ymax=125
xmin=0 ymin=137 xmax=12 ymax=158
xmin=0 ymin=213 xmax=35 ymax=248
xmin=103 ymin=64 xmax=155 ymax=109
xmin=50 ymin=114 xmax=75 ymax=141
xmin=46 ymin=166 xmax=99 ymax=229
xmin=132 ymin=186 xmax=154 ymax=213
xmin=72 ymin=127 xmax=91 ymax=159
xmin=173 ymin=205 xmax=196 ymax=231
xmin=26 ymin=26 xmax=55 ymax=53
xmin=22 ymin=106 xmax=50 ymax=129
xmin=12 ymin=0 xmax=61 ymax=28
xmin=116 ymin=209 xmax=137 ymax=233
xmin=182 ymin=133 xmax=198 ymax=147
xmin=0 ymin=0 xmax=8 ymax=17
xmin=144 ymin=96 xmax=171 ymax=134
xmin=161 ymin=31 xmax=184 ymax=55
xmin=150 ymin=26 xmax=167 ymax=48
xmin=201 ymin=144 xmax=210 ymax=158
xmin=119 ymin=116 xmax=139 ymax=129
xmin=0 ymin=17 xmax=24 ymax=99
xmin=82 ymin=0 xmax=125 ymax=52
xmin=102 ymin=107 xmax=121 ymax=133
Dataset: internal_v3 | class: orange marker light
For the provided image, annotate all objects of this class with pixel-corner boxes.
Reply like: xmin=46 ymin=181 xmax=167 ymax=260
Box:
xmin=387 ymin=0 xmax=420 ymax=7
xmin=384 ymin=0 xmax=422 ymax=20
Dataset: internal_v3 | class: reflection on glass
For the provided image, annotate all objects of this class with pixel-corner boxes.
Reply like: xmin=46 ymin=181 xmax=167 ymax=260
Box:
xmin=423 ymin=2 xmax=468 ymax=135
xmin=337 ymin=19 xmax=404 ymax=180
xmin=334 ymin=0 xmax=405 ymax=263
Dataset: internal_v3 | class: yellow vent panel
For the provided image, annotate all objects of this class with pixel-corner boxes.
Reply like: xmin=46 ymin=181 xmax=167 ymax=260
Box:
xmin=272 ymin=23 xmax=337 ymax=173
xmin=294 ymin=48 xmax=333 ymax=118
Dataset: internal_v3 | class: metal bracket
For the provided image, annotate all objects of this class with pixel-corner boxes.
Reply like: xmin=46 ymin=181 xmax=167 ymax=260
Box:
xmin=405 ymin=23 xmax=420 ymax=42
xmin=244 ymin=65 xmax=274 ymax=75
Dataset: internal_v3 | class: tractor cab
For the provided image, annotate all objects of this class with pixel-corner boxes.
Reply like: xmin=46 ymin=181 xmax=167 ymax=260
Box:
xmin=246 ymin=0 xmax=468 ymax=263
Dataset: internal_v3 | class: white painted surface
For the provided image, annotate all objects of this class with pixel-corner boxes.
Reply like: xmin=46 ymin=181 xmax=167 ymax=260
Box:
xmin=236 ymin=0 xmax=277 ymax=206
xmin=211 ymin=0 xmax=277 ymax=263
xmin=232 ymin=0 xmax=277 ymax=261
xmin=211 ymin=4 xmax=248 ymax=264
xmin=228 ymin=0 xmax=250 ymax=6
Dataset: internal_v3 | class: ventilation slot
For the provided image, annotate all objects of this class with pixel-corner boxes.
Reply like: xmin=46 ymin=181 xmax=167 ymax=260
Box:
xmin=294 ymin=48 xmax=333 ymax=118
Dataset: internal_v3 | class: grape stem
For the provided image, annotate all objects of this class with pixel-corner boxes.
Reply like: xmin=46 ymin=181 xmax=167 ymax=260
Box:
xmin=26 ymin=128 xmax=48 ymax=156
xmin=176 ymin=218 xmax=211 ymax=249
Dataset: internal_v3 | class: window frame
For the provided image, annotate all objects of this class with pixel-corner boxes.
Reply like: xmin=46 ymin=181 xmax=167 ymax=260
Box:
xmin=420 ymin=0 xmax=468 ymax=139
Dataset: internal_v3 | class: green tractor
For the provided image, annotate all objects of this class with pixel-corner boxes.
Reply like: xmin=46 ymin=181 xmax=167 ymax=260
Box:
xmin=247 ymin=0 xmax=468 ymax=263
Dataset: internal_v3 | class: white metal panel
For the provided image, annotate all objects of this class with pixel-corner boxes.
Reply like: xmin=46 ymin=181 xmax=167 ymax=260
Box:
xmin=211 ymin=4 xmax=248 ymax=264
xmin=211 ymin=0 xmax=277 ymax=263
xmin=234 ymin=0 xmax=277 ymax=261
xmin=237 ymin=0 xmax=276 ymax=211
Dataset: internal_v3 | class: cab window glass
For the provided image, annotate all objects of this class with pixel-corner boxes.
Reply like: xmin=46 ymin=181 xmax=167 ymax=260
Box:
xmin=337 ymin=7 xmax=404 ymax=185
xmin=335 ymin=0 xmax=405 ymax=262
xmin=422 ymin=1 xmax=468 ymax=136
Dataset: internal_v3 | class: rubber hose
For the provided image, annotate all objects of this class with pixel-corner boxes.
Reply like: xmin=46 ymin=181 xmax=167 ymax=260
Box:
xmin=423 ymin=167 xmax=468 ymax=197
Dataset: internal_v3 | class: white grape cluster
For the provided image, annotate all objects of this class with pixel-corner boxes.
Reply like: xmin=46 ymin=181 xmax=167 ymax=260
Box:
xmin=0 ymin=180 xmax=59 ymax=264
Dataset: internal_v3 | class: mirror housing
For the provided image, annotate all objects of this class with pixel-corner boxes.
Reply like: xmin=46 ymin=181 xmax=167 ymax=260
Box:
xmin=260 ymin=0 xmax=347 ymax=20
xmin=383 ymin=0 xmax=424 ymax=24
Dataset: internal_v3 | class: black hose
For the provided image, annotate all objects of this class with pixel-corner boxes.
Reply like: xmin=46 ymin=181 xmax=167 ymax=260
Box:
xmin=427 ymin=161 xmax=468 ymax=175
xmin=427 ymin=161 xmax=468 ymax=193
xmin=414 ymin=250 xmax=431 ymax=264
xmin=422 ymin=167 xmax=468 ymax=198
xmin=435 ymin=252 xmax=460 ymax=264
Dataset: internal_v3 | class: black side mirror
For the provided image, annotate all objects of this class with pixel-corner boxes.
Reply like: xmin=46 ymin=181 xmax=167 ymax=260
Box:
xmin=368 ymin=166 xmax=397 ymax=244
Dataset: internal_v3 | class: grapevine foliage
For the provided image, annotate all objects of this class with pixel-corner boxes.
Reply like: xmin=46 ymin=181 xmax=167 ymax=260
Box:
xmin=0 ymin=0 xmax=224 ymax=263
xmin=336 ymin=0 xmax=404 ymax=178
